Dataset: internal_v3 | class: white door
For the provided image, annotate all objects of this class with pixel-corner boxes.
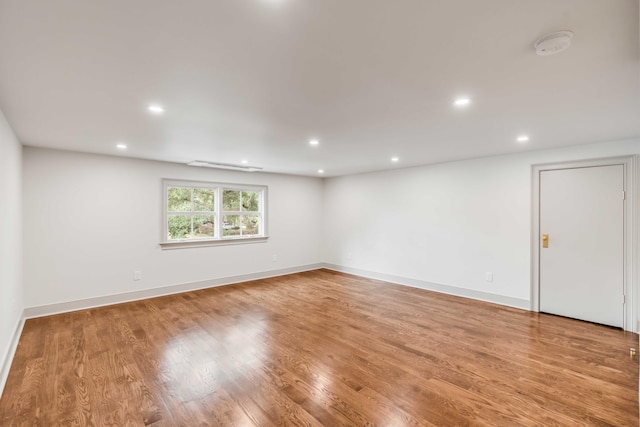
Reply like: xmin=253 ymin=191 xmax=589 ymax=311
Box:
xmin=539 ymin=165 xmax=624 ymax=328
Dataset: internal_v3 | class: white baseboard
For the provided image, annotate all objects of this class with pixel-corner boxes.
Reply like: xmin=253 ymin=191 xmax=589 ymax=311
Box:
xmin=24 ymin=262 xmax=531 ymax=320
xmin=24 ymin=263 xmax=324 ymax=319
xmin=322 ymin=263 xmax=530 ymax=310
xmin=0 ymin=311 xmax=25 ymax=400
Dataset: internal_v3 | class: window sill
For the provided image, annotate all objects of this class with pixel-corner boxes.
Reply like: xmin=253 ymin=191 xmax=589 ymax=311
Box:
xmin=159 ymin=236 xmax=269 ymax=250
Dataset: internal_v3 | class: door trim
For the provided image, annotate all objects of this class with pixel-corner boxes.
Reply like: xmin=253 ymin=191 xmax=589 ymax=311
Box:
xmin=531 ymin=156 xmax=636 ymax=332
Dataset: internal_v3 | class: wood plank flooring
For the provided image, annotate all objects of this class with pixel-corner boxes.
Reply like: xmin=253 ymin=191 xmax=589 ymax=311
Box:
xmin=0 ymin=269 xmax=638 ymax=426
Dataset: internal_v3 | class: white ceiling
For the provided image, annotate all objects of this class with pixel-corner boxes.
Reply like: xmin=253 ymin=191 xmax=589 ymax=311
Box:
xmin=0 ymin=0 xmax=638 ymax=177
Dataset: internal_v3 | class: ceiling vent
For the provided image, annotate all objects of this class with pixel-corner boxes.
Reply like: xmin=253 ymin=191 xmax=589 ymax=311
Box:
xmin=187 ymin=160 xmax=263 ymax=172
xmin=534 ymin=31 xmax=573 ymax=56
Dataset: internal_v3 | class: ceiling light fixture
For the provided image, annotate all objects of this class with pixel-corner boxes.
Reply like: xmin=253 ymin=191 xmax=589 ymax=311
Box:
xmin=517 ymin=135 xmax=530 ymax=143
xmin=241 ymin=159 xmax=249 ymax=164
xmin=309 ymin=139 xmax=319 ymax=146
xmin=148 ymin=104 xmax=165 ymax=114
xmin=391 ymin=157 xmax=399 ymax=162
xmin=454 ymin=97 xmax=471 ymax=107
xmin=534 ymin=31 xmax=574 ymax=56
xmin=116 ymin=143 xmax=127 ymax=150
xmin=318 ymin=169 xmax=324 ymax=174
xmin=187 ymin=160 xmax=263 ymax=172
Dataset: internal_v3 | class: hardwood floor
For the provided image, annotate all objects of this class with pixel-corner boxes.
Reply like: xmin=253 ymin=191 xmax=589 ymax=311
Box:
xmin=0 ymin=269 xmax=638 ymax=426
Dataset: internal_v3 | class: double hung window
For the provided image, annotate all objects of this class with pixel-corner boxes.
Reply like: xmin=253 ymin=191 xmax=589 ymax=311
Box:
xmin=162 ymin=179 xmax=267 ymax=247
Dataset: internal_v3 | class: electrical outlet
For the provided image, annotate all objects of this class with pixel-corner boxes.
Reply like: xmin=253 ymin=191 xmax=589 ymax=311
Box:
xmin=272 ymin=254 xmax=278 ymax=262
xmin=134 ymin=270 xmax=141 ymax=281
xmin=485 ymin=272 xmax=493 ymax=282
xmin=347 ymin=252 xmax=353 ymax=260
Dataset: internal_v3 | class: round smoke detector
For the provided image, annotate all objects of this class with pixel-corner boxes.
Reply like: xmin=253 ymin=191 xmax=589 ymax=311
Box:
xmin=534 ymin=31 xmax=574 ymax=56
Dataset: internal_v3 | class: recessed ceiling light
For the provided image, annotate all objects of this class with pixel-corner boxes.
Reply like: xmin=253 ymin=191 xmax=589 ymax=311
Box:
xmin=309 ymin=139 xmax=319 ymax=146
xmin=318 ymin=169 xmax=324 ymax=174
xmin=391 ymin=157 xmax=399 ymax=163
xmin=116 ymin=143 xmax=127 ymax=150
xmin=454 ymin=97 xmax=471 ymax=107
xmin=517 ymin=135 xmax=530 ymax=143
xmin=241 ymin=159 xmax=249 ymax=164
xmin=148 ymin=104 xmax=165 ymax=114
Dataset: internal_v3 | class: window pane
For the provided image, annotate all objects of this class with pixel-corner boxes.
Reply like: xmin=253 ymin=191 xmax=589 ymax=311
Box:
xmin=242 ymin=215 xmax=260 ymax=236
xmin=242 ymin=191 xmax=259 ymax=212
xmin=193 ymin=215 xmax=215 ymax=239
xmin=168 ymin=187 xmax=191 ymax=212
xmin=222 ymin=215 xmax=241 ymax=237
xmin=223 ymin=190 xmax=240 ymax=211
xmin=168 ymin=215 xmax=192 ymax=240
xmin=193 ymin=188 xmax=214 ymax=211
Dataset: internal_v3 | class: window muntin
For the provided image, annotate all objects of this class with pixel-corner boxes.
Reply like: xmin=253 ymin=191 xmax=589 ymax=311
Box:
xmin=163 ymin=180 xmax=266 ymax=243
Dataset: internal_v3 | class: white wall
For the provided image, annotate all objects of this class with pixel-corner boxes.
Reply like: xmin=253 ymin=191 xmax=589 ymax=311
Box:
xmin=20 ymin=138 xmax=640 ymax=319
xmin=0 ymin=111 xmax=23 ymax=391
xmin=23 ymin=147 xmax=324 ymax=308
xmin=323 ymin=138 xmax=640 ymax=310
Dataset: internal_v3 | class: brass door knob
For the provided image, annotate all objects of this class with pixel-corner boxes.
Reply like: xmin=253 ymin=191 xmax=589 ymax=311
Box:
xmin=542 ymin=234 xmax=549 ymax=248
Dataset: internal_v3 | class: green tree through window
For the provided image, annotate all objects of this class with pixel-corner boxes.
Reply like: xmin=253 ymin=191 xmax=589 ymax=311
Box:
xmin=222 ymin=189 xmax=261 ymax=237
xmin=167 ymin=187 xmax=215 ymax=240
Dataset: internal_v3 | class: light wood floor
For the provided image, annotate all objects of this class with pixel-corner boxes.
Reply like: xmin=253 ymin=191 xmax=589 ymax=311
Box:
xmin=0 ymin=269 xmax=638 ymax=426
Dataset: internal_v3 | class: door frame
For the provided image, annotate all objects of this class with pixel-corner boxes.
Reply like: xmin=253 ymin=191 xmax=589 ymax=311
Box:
xmin=531 ymin=156 xmax=637 ymax=332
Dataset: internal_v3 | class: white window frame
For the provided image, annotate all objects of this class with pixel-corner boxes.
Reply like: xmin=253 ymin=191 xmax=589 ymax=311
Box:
xmin=160 ymin=179 xmax=268 ymax=249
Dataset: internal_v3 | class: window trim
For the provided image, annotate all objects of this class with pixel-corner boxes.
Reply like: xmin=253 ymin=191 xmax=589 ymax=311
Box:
xmin=160 ymin=179 xmax=268 ymax=249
